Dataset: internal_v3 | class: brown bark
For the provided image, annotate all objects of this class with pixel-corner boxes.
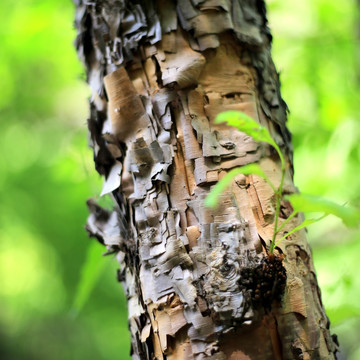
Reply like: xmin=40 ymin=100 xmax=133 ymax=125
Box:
xmin=75 ymin=1 xmax=339 ymax=359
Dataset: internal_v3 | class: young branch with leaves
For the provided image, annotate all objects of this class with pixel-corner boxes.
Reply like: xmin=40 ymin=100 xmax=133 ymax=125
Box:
xmin=205 ymin=111 xmax=360 ymax=254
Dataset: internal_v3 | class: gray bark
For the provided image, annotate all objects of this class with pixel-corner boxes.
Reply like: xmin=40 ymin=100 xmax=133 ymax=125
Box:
xmin=74 ymin=0 xmax=339 ymax=359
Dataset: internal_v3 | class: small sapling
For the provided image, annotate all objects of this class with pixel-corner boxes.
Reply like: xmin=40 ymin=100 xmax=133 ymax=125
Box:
xmin=204 ymin=111 xmax=360 ymax=255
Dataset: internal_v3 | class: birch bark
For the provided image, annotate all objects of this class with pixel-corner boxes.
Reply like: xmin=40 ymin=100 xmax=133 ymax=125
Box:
xmin=74 ymin=1 xmax=339 ymax=358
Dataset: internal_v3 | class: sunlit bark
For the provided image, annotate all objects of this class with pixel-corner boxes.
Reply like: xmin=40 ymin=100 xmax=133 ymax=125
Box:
xmin=75 ymin=0 xmax=339 ymax=359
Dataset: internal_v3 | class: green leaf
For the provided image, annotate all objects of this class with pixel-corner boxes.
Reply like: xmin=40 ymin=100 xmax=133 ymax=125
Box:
xmin=70 ymin=241 xmax=107 ymax=316
xmin=275 ymin=214 xmax=328 ymax=245
xmin=285 ymin=193 xmax=360 ymax=227
xmin=326 ymin=304 xmax=360 ymax=325
xmin=215 ymin=111 xmax=285 ymax=169
xmin=215 ymin=111 xmax=276 ymax=147
xmin=204 ymin=163 xmax=274 ymax=208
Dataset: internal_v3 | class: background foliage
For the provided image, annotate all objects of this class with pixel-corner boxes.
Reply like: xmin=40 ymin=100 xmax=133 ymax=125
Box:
xmin=0 ymin=0 xmax=359 ymax=359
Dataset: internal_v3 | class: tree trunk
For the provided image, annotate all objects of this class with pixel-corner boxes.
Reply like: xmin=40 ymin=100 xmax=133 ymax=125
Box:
xmin=74 ymin=1 xmax=339 ymax=359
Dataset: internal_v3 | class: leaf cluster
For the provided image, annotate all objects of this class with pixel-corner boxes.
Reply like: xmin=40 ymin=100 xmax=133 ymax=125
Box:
xmin=205 ymin=111 xmax=360 ymax=253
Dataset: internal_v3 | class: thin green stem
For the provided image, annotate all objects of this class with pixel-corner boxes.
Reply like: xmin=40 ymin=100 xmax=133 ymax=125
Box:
xmin=263 ymin=174 xmax=277 ymax=194
xmin=270 ymin=192 xmax=281 ymax=254
xmin=270 ymin=143 xmax=286 ymax=254
xmin=271 ymin=142 xmax=286 ymax=175
xmin=275 ymin=232 xmax=291 ymax=246
xmin=274 ymin=213 xmax=329 ymax=247
xmin=275 ymin=211 xmax=297 ymax=235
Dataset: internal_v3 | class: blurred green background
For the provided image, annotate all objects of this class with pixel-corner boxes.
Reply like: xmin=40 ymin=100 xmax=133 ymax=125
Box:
xmin=0 ymin=0 xmax=359 ymax=359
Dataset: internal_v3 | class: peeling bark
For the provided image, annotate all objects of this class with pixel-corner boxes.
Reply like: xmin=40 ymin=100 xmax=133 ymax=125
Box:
xmin=75 ymin=1 xmax=339 ymax=359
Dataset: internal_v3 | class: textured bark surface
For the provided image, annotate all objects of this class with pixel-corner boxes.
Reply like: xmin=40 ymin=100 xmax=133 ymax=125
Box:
xmin=75 ymin=1 xmax=339 ymax=359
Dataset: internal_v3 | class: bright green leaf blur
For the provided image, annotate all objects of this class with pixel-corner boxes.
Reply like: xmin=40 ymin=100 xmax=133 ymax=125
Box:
xmin=285 ymin=193 xmax=360 ymax=227
xmin=71 ymin=241 xmax=107 ymax=315
xmin=0 ymin=1 xmax=130 ymax=359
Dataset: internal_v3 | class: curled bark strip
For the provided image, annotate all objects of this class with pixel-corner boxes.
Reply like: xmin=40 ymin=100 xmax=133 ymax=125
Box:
xmin=104 ymin=67 xmax=149 ymax=142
